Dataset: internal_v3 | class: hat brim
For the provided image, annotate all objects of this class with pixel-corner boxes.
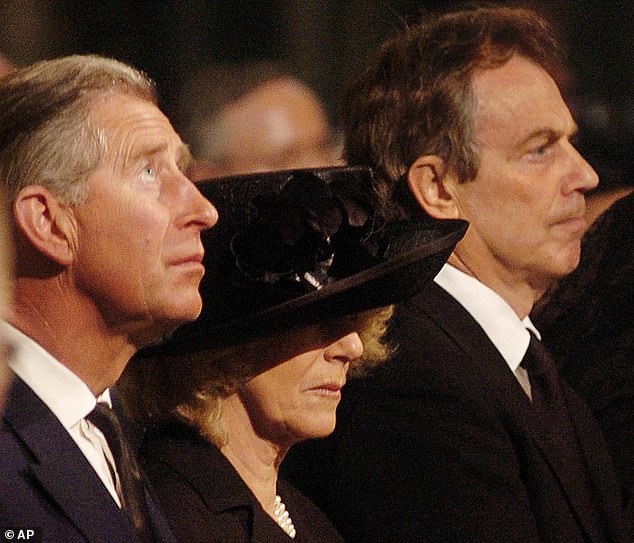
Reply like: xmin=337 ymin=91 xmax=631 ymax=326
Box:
xmin=139 ymin=167 xmax=467 ymax=355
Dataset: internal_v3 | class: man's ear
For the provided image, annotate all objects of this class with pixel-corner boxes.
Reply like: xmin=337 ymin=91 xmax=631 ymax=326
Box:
xmin=13 ymin=185 xmax=77 ymax=266
xmin=407 ymin=155 xmax=460 ymax=219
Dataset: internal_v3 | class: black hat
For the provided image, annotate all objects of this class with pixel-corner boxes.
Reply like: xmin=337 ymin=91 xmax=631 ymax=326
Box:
xmin=141 ymin=166 xmax=467 ymax=354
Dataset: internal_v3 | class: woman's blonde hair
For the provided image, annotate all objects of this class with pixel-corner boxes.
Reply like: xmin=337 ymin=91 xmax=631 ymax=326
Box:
xmin=120 ymin=305 xmax=394 ymax=447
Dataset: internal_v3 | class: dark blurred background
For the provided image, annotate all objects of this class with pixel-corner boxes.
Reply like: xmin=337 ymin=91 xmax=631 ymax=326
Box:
xmin=1 ymin=0 xmax=632 ymax=186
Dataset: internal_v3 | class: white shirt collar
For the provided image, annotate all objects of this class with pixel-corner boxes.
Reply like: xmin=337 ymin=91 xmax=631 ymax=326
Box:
xmin=2 ymin=321 xmax=110 ymax=429
xmin=434 ymin=264 xmax=540 ymax=372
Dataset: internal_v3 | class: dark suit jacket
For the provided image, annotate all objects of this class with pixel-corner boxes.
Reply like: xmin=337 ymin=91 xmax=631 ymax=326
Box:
xmin=283 ymin=282 xmax=631 ymax=543
xmin=139 ymin=421 xmax=344 ymax=543
xmin=0 ymin=376 xmax=176 ymax=543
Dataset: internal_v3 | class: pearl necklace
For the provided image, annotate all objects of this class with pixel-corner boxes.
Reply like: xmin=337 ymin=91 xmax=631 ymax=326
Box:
xmin=274 ymin=495 xmax=297 ymax=539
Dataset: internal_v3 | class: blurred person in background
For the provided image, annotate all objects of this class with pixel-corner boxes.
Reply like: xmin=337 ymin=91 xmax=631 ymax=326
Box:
xmin=174 ymin=60 xmax=340 ymax=180
xmin=584 ymin=179 xmax=633 ymax=227
xmin=0 ymin=53 xmax=15 ymax=78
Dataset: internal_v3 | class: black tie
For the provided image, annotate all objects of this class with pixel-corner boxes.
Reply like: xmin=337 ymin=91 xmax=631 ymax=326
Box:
xmin=521 ymin=332 xmax=606 ymax=539
xmin=521 ymin=331 xmax=591 ymax=460
xmin=522 ymin=332 xmax=567 ymax=409
xmin=87 ymin=402 xmax=153 ymax=543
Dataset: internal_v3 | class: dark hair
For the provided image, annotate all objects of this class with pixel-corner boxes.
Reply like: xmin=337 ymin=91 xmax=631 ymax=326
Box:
xmin=343 ymin=5 xmax=565 ymax=216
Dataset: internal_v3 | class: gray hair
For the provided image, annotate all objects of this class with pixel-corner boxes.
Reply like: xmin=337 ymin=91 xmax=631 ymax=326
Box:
xmin=0 ymin=54 xmax=156 ymax=205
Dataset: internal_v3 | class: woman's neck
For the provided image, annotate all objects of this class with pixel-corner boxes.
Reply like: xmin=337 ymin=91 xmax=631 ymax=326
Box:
xmin=220 ymin=393 xmax=289 ymax=516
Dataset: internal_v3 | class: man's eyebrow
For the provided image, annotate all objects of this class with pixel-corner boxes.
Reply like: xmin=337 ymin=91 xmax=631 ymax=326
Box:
xmin=125 ymin=141 xmax=191 ymax=169
xmin=516 ymin=122 xmax=579 ymax=148
xmin=127 ymin=142 xmax=166 ymax=163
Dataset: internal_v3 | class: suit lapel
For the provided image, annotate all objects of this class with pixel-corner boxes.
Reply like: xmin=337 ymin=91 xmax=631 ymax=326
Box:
xmin=409 ymin=283 xmax=533 ymax=407
xmin=528 ymin=415 xmax=606 ymax=542
xmin=4 ymin=377 xmax=138 ymax=543
xmin=562 ymin=383 xmax=629 ymax=542
xmin=412 ymin=283 xmax=607 ymax=542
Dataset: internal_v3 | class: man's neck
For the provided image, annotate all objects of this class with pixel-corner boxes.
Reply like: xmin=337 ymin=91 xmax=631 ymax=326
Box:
xmin=447 ymin=253 xmax=545 ymax=319
xmin=11 ymin=280 xmax=136 ymax=396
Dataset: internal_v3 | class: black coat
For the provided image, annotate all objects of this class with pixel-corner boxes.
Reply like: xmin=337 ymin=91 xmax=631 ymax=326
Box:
xmin=139 ymin=421 xmax=344 ymax=543
xmin=283 ymin=282 xmax=631 ymax=543
xmin=0 ymin=376 xmax=176 ymax=543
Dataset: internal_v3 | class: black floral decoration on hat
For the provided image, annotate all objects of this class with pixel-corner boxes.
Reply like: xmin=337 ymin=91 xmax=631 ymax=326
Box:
xmin=229 ymin=170 xmax=385 ymax=293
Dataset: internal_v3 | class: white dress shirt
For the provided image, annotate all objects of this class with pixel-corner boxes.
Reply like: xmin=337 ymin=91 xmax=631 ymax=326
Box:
xmin=2 ymin=322 xmax=122 ymax=506
xmin=434 ymin=264 xmax=539 ymax=397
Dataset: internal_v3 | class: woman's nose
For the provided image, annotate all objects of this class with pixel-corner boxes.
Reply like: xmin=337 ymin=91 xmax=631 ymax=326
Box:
xmin=325 ymin=332 xmax=364 ymax=364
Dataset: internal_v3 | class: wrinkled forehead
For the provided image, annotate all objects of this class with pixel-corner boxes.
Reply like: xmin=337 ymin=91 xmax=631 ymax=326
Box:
xmin=89 ymin=91 xmax=188 ymax=168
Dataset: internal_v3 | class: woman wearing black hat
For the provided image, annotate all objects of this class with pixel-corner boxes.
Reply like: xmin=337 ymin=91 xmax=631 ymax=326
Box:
xmin=120 ymin=166 xmax=466 ymax=542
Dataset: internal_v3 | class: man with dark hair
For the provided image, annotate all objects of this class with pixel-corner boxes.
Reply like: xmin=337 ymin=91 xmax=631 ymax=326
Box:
xmin=283 ymin=6 xmax=630 ymax=542
xmin=0 ymin=54 xmax=217 ymax=542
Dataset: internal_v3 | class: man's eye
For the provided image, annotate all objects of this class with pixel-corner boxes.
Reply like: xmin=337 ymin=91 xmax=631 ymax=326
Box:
xmin=141 ymin=165 xmax=157 ymax=180
xmin=527 ymin=141 xmax=555 ymax=159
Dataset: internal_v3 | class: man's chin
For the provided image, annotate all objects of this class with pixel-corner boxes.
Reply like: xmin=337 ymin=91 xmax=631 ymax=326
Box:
xmin=548 ymin=239 xmax=582 ymax=276
xmin=562 ymin=246 xmax=582 ymax=275
xmin=126 ymin=295 xmax=203 ymax=350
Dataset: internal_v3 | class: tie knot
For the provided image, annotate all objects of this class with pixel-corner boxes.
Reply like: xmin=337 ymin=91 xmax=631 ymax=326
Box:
xmin=520 ymin=330 xmax=563 ymax=408
xmin=87 ymin=402 xmax=125 ymax=457
xmin=87 ymin=401 xmax=116 ymax=424
xmin=521 ymin=331 xmax=552 ymax=377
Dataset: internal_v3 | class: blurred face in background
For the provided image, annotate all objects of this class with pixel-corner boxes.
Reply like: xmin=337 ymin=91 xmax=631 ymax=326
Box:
xmin=189 ymin=78 xmax=340 ymax=180
xmin=0 ymin=54 xmax=15 ymax=79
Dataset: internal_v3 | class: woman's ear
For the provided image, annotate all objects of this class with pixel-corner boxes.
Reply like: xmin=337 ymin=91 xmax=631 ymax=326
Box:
xmin=13 ymin=185 xmax=77 ymax=266
xmin=407 ymin=155 xmax=460 ymax=219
